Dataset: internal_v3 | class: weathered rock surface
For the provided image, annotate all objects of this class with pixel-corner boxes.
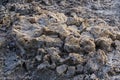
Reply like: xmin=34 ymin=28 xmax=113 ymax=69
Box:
xmin=95 ymin=37 xmax=113 ymax=51
xmin=0 ymin=0 xmax=120 ymax=80
xmin=64 ymin=35 xmax=81 ymax=53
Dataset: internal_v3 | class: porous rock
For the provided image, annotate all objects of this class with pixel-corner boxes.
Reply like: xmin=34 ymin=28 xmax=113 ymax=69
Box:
xmin=43 ymin=24 xmax=70 ymax=39
xmin=69 ymin=53 xmax=84 ymax=65
xmin=64 ymin=35 xmax=81 ymax=53
xmin=95 ymin=37 xmax=113 ymax=51
xmin=80 ymin=36 xmax=95 ymax=53
xmin=36 ymin=35 xmax=63 ymax=48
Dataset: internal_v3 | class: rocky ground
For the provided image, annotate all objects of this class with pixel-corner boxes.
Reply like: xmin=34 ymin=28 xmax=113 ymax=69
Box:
xmin=0 ymin=0 xmax=120 ymax=80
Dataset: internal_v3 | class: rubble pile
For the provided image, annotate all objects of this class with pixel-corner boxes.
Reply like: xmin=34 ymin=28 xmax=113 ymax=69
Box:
xmin=0 ymin=0 xmax=120 ymax=80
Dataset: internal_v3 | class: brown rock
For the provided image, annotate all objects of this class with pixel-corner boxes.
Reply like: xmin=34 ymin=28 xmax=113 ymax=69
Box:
xmin=43 ymin=24 xmax=70 ymax=39
xmin=80 ymin=37 xmax=95 ymax=53
xmin=64 ymin=35 xmax=81 ymax=53
xmin=67 ymin=25 xmax=80 ymax=37
xmin=46 ymin=47 xmax=61 ymax=54
xmin=116 ymin=32 xmax=120 ymax=40
xmin=100 ymin=29 xmax=116 ymax=40
xmin=48 ymin=12 xmax=67 ymax=23
xmin=13 ymin=22 xmax=44 ymax=39
xmin=0 ymin=36 xmax=5 ymax=48
xmin=69 ymin=53 xmax=84 ymax=64
xmin=28 ymin=17 xmax=37 ymax=23
xmin=113 ymin=40 xmax=120 ymax=50
xmin=66 ymin=17 xmax=83 ymax=26
xmin=96 ymin=37 xmax=113 ymax=51
xmin=37 ymin=35 xmax=63 ymax=48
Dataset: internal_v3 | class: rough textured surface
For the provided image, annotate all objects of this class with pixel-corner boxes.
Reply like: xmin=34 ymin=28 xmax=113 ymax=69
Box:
xmin=0 ymin=0 xmax=120 ymax=80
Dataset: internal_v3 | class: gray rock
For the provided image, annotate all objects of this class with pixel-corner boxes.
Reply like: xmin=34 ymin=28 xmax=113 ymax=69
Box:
xmin=37 ymin=61 xmax=49 ymax=70
xmin=73 ymin=75 xmax=84 ymax=80
xmin=114 ymin=40 xmax=120 ymax=51
xmin=50 ymin=52 xmax=61 ymax=64
xmin=46 ymin=47 xmax=61 ymax=55
xmin=84 ymin=59 xmax=99 ymax=74
xmin=36 ymin=48 xmax=46 ymax=61
xmin=66 ymin=66 xmax=75 ymax=77
xmin=49 ymin=63 xmax=56 ymax=70
xmin=66 ymin=17 xmax=83 ymax=26
xmin=46 ymin=47 xmax=61 ymax=64
xmin=89 ymin=26 xmax=102 ymax=39
xmin=56 ymin=64 xmax=67 ymax=74
xmin=76 ymin=64 xmax=83 ymax=73
xmin=90 ymin=74 xmax=98 ymax=80
xmin=0 ymin=36 xmax=5 ymax=48
xmin=96 ymin=49 xmax=108 ymax=64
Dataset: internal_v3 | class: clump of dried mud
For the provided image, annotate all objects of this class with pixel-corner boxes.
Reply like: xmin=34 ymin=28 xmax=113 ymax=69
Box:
xmin=0 ymin=0 xmax=120 ymax=80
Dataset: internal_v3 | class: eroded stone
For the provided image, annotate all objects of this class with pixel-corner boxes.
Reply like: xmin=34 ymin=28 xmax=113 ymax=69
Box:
xmin=64 ymin=35 xmax=81 ymax=53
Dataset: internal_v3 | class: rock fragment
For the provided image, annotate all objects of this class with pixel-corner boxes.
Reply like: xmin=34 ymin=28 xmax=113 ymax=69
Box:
xmin=100 ymin=29 xmax=116 ymax=40
xmin=80 ymin=37 xmax=95 ymax=53
xmin=73 ymin=75 xmax=84 ymax=80
xmin=28 ymin=16 xmax=38 ymax=23
xmin=48 ymin=12 xmax=67 ymax=23
xmin=37 ymin=35 xmax=63 ymax=48
xmin=46 ymin=47 xmax=61 ymax=55
xmin=64 ymin=35 xmax=81 ymax=53
xmin=37 ymin=61 xmax=49 ymax=70
xmin=67 ymin=25 xmax=80 ymax=37
xmin=76 ymin=64 xmax=84 ymax=73
xmin=56 ymin=64 xmax=68 ymax=75
xmin=66 ymin=17 xmax=83 ymax=26
xmin=69 ymin=53 xmax=84 ymax=65
xmin=84 ymin=59 xmax=99 ymax=74
xmin=49 ymin=51 xmax=61 ymax=64
xmin=43 ymin=24 xmax=69 ymax=39
xmin=89 ymin=26 xmax=102 ymax=39
xmin=66 ymin=66 xmax=75 ymax=77
xmin=114 ymin=40 xmax=120 ymax=51
xmin=90 ymin=74 xmax=98 ymax=80
xmin=116 ymin=32 xmax=120 ymax=40
xmin=95 ymin=37 xmax=113 ymax=51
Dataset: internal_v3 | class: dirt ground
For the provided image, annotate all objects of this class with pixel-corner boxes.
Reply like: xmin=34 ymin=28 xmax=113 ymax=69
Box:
xmin=0 ymin=0 xmax=120 ymax=80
